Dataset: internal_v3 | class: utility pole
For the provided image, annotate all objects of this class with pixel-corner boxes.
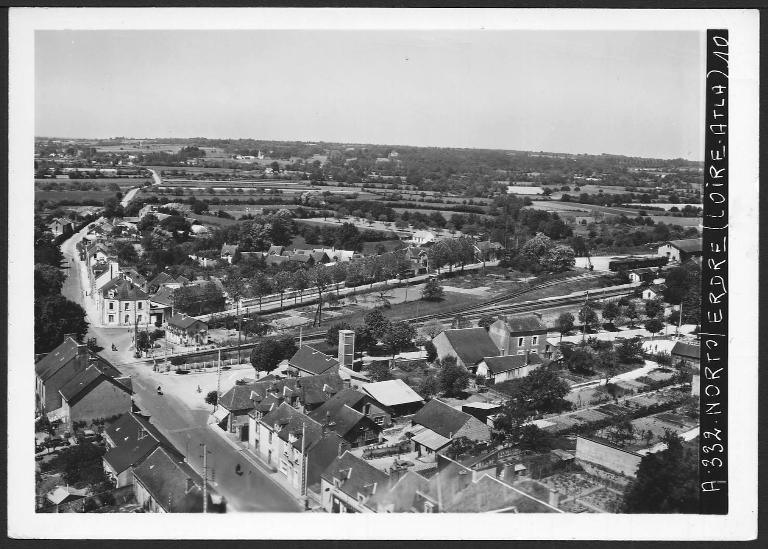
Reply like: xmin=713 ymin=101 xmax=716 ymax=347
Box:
xmin=581 ymin=290 xmax=589 ymax=344
xmin=215 ymin=348 xmax=222 ymax=411
xmin=237 ymin=296 xmax=241 ymax=364
xmin=301 ymin=422 xmax=308 ymax=509
xmin=676 ymin=301 xmax=683 ymax=337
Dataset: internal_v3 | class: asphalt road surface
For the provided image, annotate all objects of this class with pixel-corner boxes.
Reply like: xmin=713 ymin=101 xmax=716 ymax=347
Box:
xmin=59 ymin=224 xmax=301 ymax=513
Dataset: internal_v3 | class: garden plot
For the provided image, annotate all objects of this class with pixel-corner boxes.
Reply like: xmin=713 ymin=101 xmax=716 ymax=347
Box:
xmin=579 ymin=487 xmax=624 ymax=513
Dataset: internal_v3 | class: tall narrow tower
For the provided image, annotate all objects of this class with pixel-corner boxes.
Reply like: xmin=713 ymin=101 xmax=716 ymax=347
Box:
xmin=337 ymin=329 xmax=355 ymax=369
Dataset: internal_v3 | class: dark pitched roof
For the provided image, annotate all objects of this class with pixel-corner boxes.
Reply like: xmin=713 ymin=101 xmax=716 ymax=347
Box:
xmin=412 ymin=399 xmax=472 ymax=439
xmin=267 ymin=245 xmax=284 ymax=255
xmin=237 ymin=373 xmax=345 ymax=415
xmin=500 ymin=315 xmax=547 ymax=334
xmin=147 ymin=272 xmax=175 ymax=289
xmin=288 ymin=253 xmax=313 ymax=263
xmin=482 ymin=353 xmax=543 ymax=375
xmin=321 ymin=451 xmax=390 ymax=504
xmin=308 ymin=389 xmax=380 ymax=438
xmin=445 ymin=474 xmax=559 ymax=513
xmin=35 ymin=337 xmax=82 ymax=381
xmin=132 ymin=447 xmax=206 ymax=513
xmin=167 ymin=314 xmax=207 ymax=331
xmin=122 ymin=268 xmax=147 ymax=287
xmin=668 ymin=238 xmax=702 ymax=254
xmin=103 ymin=412 xmax=183 ymax=474
xmin=376 ymin=470 xmax=431 ymax=512
xmin=261 ymin=403 xmax=324 ymax=451
xmin=439 ymin=328 xmax=499 ymax=367
xmin=671 ymin=341 xmax=700 ymax=360
xmin=289 ymin=346 xmax=339 ymax=375
xmin=101 ymin=278 xmax=149 ymax=301
xmin=266 ymin=255 xmax=289 ymax=266
xmin=647 ymin=283 xmax=667 ymax=293
xmin=150 ymin=285 xmax=175 ymax=307
xmin=59 ymin=364 xmax=132 ymax=405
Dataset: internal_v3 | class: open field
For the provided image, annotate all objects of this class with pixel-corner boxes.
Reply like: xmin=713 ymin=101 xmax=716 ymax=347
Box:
xmin=35 ymin=189 xmax=122 ymax=204
xmin=36 ymin=178 xmax=147 ymax=189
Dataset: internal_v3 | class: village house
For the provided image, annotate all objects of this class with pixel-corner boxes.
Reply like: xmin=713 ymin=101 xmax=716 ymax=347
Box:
xmin=241 ymin=373 xmax=347 ymax=446
xmin=432 ymin=327 xmax=499 ymax=371
xmin=99 ymin=277 xmax=151 ymax=328
xmin=102 ymin=411 xmax=184 ymax=488
xmin=657 ymin=238 xmax=703 ymax=263
xmin=411 ymin=230 xmax=437 ymax=246
xmin=149 ymin=286 xmax=175 ymax=325
xmin=671 ymin=341 xmax=700 ymax=368
xmin=49 ymin=217 xmax=74 ymax=237
xmin=476 ymin=352 xmax=544 ymax=385
xmin=307 ymin=388 xmax=387 ymax=446
xmin=288 ymin=346 xmax=340 ymax=377
xmin=253 ymin=402 xmax=347 ymax=495
xmin=220 ymin=243 xmax=239 ymax=264
xmin=56 ymin=362 xmax=133 ymax=430
xmin=44 ymin=486 xmax=90 ymax=508
xmin=35 ymin=335 xmax=131 ymax=420
xmin=628 ymin=267 xmax=657 ymax=284
xmin=360 ymin=379 xmax=425 ymax=417
xmin=410 ymin=399 xmax=491 ymax=456
xmin=165 ymin=314 xmax=208 ymax=346
xmin=642 ymin=283 xmax=667 ymax=301
xmin=488 ymin=314 xmax=548 ymax=357
xmin=320 ymin=450 xmax=391 ymax=513
xmin=132 ymin=446 xmax=213 ymax=513
xmin=474 ymin=240 xmax=504 ymax=262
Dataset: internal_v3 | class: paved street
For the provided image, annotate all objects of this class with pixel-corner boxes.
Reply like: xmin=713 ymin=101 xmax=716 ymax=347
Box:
xmin=59 ymin=223 xmax=302 ymax=513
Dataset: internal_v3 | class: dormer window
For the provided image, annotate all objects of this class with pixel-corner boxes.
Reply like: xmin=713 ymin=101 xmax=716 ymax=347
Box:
xmin=357 ymin=493 xmax=366 ymax=503
xmin=424 ymin=501 xmax=434 ymax=513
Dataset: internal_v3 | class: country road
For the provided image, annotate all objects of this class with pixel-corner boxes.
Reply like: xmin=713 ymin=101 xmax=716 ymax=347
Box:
xmin=119 ymin=168 xmax=160 ymax=208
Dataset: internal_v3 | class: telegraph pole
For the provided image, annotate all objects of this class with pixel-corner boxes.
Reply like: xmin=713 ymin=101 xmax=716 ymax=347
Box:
xmin=216 ymin=348 xmax=222 ymax=409
xmin=301 ymin=422 xmax=308 ymax=509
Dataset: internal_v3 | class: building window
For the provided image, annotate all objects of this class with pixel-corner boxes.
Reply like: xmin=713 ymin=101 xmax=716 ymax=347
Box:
xmin=424 ymin=502 xmax=434 ymax=513
xmin=531 ymin=336 xmax=538 ymax=346
xmin=517 ymin=337 xmax=525 ymax=347
xmin=108 ymin=314 xmax=114 ymax=323
xmin=268 ymin=431 xmax=273 ymax=444
xmin=137 ymin=315 xmax=142 ymax=322
xmin=138 ymin=302 xmax=143 ymax=310
xmin=374 ymin=416 xmax=384 ymax=425
xmin=517 ymin=350 xmax=525 ymax=356
xmin=530 ymin=349 xmax=537 ymax=354
xmin=125 ymin=302 xmax=130 ymax=310
xmin=108 ymin=302 xmax=114 ymax=310
xmin=358 ymin=494 xmax=366 ymax=503
xmin=125 ymin=315 xmax=130 ymax=323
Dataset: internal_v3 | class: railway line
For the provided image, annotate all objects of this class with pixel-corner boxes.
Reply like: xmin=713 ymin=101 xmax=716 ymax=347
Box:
xmin=107 ymin=272 xmax=634 ymax=369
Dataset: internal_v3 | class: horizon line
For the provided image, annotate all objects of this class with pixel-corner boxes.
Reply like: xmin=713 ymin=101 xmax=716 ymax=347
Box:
xmin=34 ymin=135 xmax=705 ymax=164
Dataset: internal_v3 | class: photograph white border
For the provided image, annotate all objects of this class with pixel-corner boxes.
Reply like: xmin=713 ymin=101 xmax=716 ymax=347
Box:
xmin=8 ymin=7 xmax=759 ymax=540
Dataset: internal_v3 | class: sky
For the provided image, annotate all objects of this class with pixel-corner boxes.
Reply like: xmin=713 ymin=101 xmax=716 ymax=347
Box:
xmin=35 ymin=30 xmax=704 ymax=160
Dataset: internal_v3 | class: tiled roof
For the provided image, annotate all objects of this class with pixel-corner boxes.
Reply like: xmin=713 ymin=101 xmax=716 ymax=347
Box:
xmin=412 ymin=399 xmax=472 ymax=439
xmin=445 ymin=474 xmax=560 ymax=513
xmin=308 ymin=388 xmax=379 ymax=438
xmin=671 ymin=341 xmax=700 ymax=360
xmin=35 ymin=337 xmax=81 ymax=381
xmin=221 ymin=243 xmax=239 ymax=256
xmin=147 ymin=272 xmax=175 ymax=289
xmin=289 ymin=346 xmax=339 ymax=375
xmin=59 ymin=364 xmax=132 ymax=405
xmin=150 ymin=286 xmax=175 ymax=307
xmin=261 ymin=403 xmax=324 ymax=451
xmin=266 ymin=255 xmax=288 ymax=266
xmin=101 ymin=278 xmax=149 ymax=301
xmin=482 ymin=353 xmax=543 ymax=375
xmin=103 ymin=412 xmax=182 ymax=474
xmin=439 ymin=328 xmax=499 ymax=367
xmin=167 ymin=314 xmax=206 ymax=331
xmin=321 ymin=451 xmax=390 ymax=505
xmin=132 ymin=447 xmax=206 ymax=513
xmin=668 ymin=238 xmax=702 ymax=254
xmin=499 ymin=315 xmax=547 ymax=334
xmin=361 ymin=379 xmax=424 ymax=407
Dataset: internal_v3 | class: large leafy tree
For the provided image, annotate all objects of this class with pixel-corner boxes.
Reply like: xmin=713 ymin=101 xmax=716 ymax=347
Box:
xmin=35 ymin=294 xmax=88 ymax=354
xmin=250 ymin=336 xmax=296 ymax=378
xmin=421 ymin=278 xmax=444 ymax=302
xmin=622 ymin=433 xmax=698 ymax=513
xmin=495 ymin=366 xmax=571 ymax=415
xmin=364 ymin=308 xmax=392 ymax=342
xmin=438 ymin=356 xmax=470 ymax=396
xmin=382 ymin=321 xmax=416 ymax=359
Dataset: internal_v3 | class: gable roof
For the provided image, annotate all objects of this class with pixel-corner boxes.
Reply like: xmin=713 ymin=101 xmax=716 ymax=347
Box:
xmin=100 ymin=277 xmax=149 ymax=301
xmin=221 ymin=243 xmax=239 ymax=256
xmin=103 ymin=412 xmax=183 ymax=474
xmin=671 ymin=341 xmax=700 ymax=360
xmin=59 ymin=364 xmax=132 ymax=405
xmin=261 ymin=403 xmax=324 ymax=452
xmin=167 ymin=313 xmax=207 ymax=331
xmin=35 ymin=336 xmax=82 ymax=381
xmin=412 ymin=399 xmax=472 ymax=439
xmin=147 ymin=271 xmax=176 ymax=289
xmin=150 ymin=285 xmax=175 ymax=307
xmin=266 ymin=255 xmax=289 ymax=266
xmin=35 ymin=336 xmax=125 ymax=394
xmin=235 ymin=372 xmax=346 ymax=415
xmin=667 ymin=238 xmax=702 ymax=254
xmin=362 ymin=379 xmax=424 ymax=407
xmin=499 ymin=315 xmax=547 ymax=334
xmin=376 ymin=470 xmax=431 ymax=512
xmin=267 ymin=245 xmax=284 ymax=255
xmin=132 ymin=446 xmax=206 ymax=513
xmin=289 ymin=346 xmax=340 ymax=375
xmin=482 ymin=353 xmax=543 ymax=376
xmin=321 ymin=451 xmax=390 ymax=505
xmin=445 ymin=474 xmax=560 ymax=513
xmin=307 ymin=388 xmax=380 ymax=438
xmin=439 ymin=328 xmax=499 ymax=367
